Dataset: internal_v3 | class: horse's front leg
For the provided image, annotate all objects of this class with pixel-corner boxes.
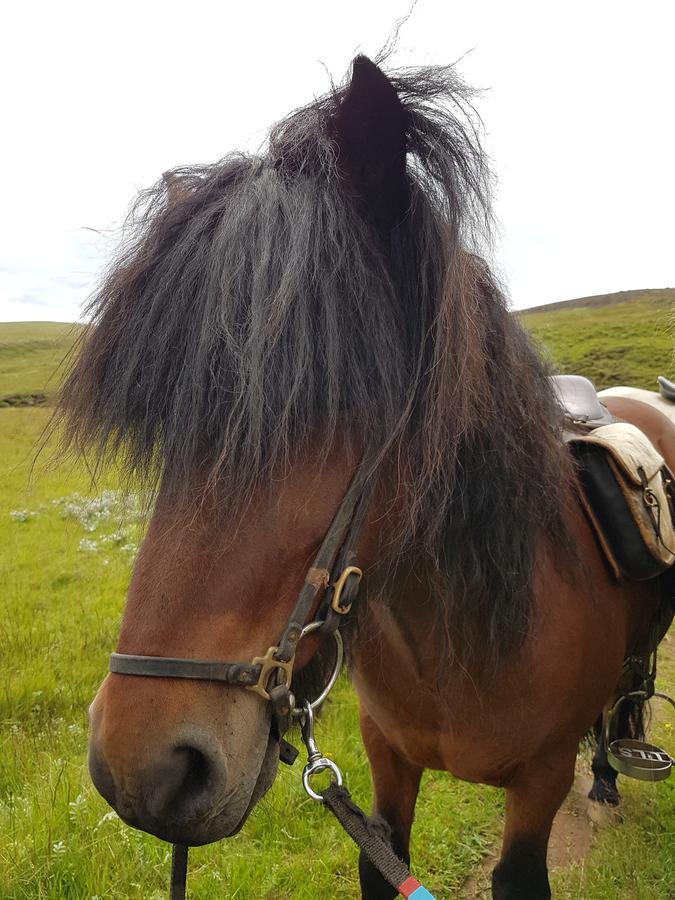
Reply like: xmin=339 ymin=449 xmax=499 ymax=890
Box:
xmin=492 ymin=745 xmax=577 ymax=900
xmin=358 ymin=706 xmax=424 ymax=900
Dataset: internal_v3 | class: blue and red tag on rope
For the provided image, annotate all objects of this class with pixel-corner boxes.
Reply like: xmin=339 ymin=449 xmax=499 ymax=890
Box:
xmin=398 ymin=876 xmax=436 ymax=899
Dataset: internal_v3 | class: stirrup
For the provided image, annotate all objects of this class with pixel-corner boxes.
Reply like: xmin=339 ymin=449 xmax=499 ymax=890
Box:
xmin=606 ymin=691 xmax=675 ymax=781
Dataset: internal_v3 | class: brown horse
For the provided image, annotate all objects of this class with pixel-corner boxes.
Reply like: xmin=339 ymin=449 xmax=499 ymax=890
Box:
xmin=58 ymin=57 xmax=674 ymax=898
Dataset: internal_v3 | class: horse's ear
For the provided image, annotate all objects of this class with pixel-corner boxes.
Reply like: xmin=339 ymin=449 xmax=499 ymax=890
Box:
xmin=162 ymin=171 xmax=189 ymax=206
xmin=331 ymin=56 xmax=409 ymax=231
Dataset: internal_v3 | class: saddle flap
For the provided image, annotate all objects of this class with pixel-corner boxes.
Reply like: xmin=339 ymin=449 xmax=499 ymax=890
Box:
xmin=569 ymin=421 xmax=675 ymax=579
xmin=574 ymin=422 xmax=665 ymax=486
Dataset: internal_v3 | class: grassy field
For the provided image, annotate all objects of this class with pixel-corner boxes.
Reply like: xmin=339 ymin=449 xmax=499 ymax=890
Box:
xmin=520 ymin=288 xmax=674 ymax=390
xmin=1 ymin=295 xmax=674 ymax=899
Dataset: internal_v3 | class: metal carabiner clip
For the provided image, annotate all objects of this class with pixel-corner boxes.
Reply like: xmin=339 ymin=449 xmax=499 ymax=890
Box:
xmin=300 ymin=701 xmax=343 ymax=801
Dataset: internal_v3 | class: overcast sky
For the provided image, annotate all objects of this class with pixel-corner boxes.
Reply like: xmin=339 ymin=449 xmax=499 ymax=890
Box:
xmin=2 ymin=0 xmax=673 ymax=322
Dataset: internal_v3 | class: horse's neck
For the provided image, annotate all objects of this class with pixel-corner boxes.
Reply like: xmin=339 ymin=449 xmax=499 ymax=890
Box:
xmin=351 ymin=562 xmax=476 ymax=704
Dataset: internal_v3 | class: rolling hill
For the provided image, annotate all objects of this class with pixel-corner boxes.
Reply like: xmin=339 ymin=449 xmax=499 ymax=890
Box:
xmin=520 ymin=288 xmax=673 ymax=390
xmin=0 ymin=321 xmax=84 ymax=405
xmin=522 ymin=287 xmax=674 ymax=315
xmin=0 ymin=287 xmax=672 ymax=404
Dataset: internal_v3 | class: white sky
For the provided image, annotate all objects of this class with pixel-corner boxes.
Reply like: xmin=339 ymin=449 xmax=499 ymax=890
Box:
xmin=1 ymin=0 xmax=674 ymax=322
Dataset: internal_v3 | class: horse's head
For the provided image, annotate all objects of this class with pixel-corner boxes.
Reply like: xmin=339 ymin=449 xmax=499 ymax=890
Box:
xmin=88 ymin=445 xmax=369 ymax=844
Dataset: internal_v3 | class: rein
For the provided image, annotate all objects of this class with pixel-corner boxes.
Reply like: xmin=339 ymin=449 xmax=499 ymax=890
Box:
xmin=108 ymin=465 xmax=435 ymax=899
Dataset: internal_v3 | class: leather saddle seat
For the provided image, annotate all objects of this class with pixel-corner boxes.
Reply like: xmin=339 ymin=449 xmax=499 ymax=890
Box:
xmin=550 ymin=374 xmax=614 ymax=429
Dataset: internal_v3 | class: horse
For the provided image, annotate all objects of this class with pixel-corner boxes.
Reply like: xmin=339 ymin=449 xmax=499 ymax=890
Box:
xmin=57 ymin=56 xmax=674 ymax=898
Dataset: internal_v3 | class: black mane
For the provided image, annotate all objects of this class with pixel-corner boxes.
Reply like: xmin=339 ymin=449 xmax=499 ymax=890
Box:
xmin=58 ymin=57 xmax=572 ymax=661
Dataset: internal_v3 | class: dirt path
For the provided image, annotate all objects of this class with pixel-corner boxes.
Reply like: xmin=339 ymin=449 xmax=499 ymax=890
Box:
xmin=461 ymin=631 xmax=674 ymax=899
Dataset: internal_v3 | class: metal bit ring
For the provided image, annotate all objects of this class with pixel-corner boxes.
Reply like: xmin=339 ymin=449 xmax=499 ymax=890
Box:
xmin=291 ymin=623 xmax=344 ymax=719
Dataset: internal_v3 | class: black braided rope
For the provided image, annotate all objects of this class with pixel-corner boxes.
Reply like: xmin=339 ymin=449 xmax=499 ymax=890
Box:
xmin=321 ymin=782 xmax=411 ymax=890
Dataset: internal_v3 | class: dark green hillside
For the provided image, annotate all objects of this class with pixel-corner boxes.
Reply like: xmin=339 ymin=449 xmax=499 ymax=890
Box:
xmin=524 ymin=287 xmax=674 ymax=315
xmin=520 ymin=290 xmax=673 ymax=390
xmin=0 ymin=321 xmax=84 ymax=404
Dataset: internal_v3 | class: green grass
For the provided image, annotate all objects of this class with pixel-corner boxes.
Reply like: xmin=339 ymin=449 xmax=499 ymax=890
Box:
xmin=0 ymin=298 xmax=674 ymax=899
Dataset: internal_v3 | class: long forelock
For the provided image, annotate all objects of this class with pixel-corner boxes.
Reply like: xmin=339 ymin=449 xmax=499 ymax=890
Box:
xmin=57 ymin=60 xmax=573 ymax=661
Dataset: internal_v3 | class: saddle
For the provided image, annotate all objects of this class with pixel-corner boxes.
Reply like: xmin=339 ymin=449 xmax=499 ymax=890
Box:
xmin=551 ymin=375 xmax=675 ymax=580
xmin=552 ymin=374 xmax=615 ymax=429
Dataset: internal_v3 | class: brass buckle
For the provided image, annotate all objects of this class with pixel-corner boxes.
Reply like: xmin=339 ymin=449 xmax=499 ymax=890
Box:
xmin=331 ymin=565 xmax=363 ymax=615
xmin=248 ymin=647 xmax=294 ymax=700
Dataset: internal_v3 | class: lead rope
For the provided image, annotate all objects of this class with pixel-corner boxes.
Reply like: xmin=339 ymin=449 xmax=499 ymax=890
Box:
xmin=165 ymin=703 xmax=435 ymax=900
xmin=169 ymin=843 xmax=188 ymax=900
xmin=299 ymin=703 xmax=435 ymax=899
xmin=320 ymin=783 xmax=434 ymax=899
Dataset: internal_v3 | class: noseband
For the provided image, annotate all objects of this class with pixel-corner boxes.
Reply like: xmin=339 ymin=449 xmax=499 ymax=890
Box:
xmin=109 ymin=466 xmax=373 ymax=731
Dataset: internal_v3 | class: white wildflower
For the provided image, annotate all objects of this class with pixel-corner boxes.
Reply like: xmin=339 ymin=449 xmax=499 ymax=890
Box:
xmin=79 ymin=539 xmax=99 ymax=552
xmin=95 ymin=810 xmax=119 ymax=829
xmin=10 ymin=510 xmax=33 ymax=522
xmin=68 ymin=793 xmax=87 ymax=822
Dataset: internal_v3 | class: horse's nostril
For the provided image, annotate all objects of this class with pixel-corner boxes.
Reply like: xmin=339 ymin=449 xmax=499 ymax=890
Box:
xmin=143 ymin=741 xmax=225 ymax=823
xmin=174 ymin=744 xmax=211 ymax=798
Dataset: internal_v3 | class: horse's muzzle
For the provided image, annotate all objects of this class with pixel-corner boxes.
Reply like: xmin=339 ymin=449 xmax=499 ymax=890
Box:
xmin=88 ymin=732 xmax=235 ymax=845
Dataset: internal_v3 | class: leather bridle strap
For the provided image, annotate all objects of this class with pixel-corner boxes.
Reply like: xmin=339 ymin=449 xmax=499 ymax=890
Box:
xmin=274 ymin=465 xmax=374 ymax=661
xmin=108 ymin=462 xmax=374 ymax=704
xmin=317 ymin=482 xmax=373 ymax=633
xmin=109 ymin=654 xmax=261 ymax=686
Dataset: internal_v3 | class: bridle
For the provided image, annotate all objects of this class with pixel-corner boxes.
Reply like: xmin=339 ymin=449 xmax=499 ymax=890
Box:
xmin=105 ymin=464 xmax=439 ymax=900
xmin=109 ymin=465 xmax=374 ymax=734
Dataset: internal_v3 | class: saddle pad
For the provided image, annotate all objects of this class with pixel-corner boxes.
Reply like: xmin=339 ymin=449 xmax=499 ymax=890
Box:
xmin=569 ymin=422 xmax=675 ymax=580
